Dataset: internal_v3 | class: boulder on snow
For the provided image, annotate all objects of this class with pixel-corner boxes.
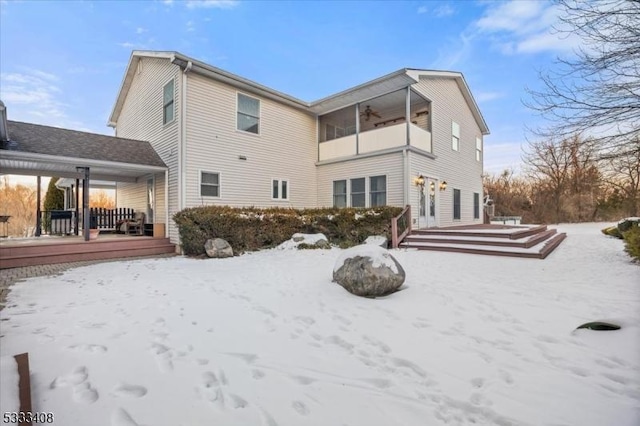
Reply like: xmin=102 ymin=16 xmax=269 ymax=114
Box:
xmin=332 ymin=245 xmax=405 ymax=297
xmin=204 ymin=238 xmax=234 ymax=258
xmin=278 ymin=233 xmax=330 ymax=250
xmin=364 ymin=235 xmax=388 ymax=248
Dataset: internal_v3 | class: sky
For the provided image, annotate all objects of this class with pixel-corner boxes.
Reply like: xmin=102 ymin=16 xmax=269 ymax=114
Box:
xmin=0 ymin=0 xmax=581 ymax=187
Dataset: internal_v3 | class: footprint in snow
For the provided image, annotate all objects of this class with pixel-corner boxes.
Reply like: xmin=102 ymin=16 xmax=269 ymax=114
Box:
xmin=68 ymin=344 xmax=108 ymax=353
xmin=470 ymin=377 xmax=485 ymax=388
xmin=111 ymin=383 xmax=148 ymax=398
xmin=292 ymin=400 xmax=310 ymax=416
xmin=50 ymin=366 xmax=89 ymax=388
xmin=73 ymin=382 xmax=99 ymax=404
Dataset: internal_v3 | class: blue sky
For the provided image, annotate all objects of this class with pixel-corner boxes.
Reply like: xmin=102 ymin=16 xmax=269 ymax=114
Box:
xmin=0 ymin=0 xmax=580 ymax=183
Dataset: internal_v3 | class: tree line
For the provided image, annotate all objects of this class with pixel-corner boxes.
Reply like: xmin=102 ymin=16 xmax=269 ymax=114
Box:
xmin=484 ymin=135 xmax=639 ymax=224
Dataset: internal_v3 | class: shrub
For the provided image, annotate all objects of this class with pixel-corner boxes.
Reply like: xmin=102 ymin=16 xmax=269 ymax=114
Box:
xmin=173 ymin=206 xmax=403 ymax=256
xmin=601 ymin=226 xmax=623 ymax=239
xmin=617 ymin=218 xmax=640 ymax=233
xmin=622 ymin=225 xmax=640 ymax=261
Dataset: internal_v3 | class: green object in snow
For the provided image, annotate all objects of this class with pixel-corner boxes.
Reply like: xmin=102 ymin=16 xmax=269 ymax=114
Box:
xmin=576 ymin=321 xmax=621 ymax=331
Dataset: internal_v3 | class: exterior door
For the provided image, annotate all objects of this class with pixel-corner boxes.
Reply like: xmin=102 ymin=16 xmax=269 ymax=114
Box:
xmin=427 ymin=178 xmax=437 ymax=227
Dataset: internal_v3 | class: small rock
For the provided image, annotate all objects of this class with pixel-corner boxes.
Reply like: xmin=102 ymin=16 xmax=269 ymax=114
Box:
xmin=204 ymin=238 xmax=234 ymax=258
xmin=364 ymin=235 xmax=388 ymax=248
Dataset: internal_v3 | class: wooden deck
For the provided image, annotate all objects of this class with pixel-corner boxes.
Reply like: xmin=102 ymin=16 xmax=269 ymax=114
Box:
xmin=401 ymin=224 xmax=566 ymax=259
xmin=0 ymin=234 xmax=176 ymax=269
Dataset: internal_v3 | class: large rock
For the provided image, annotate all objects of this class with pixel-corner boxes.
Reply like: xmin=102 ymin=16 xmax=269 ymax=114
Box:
xmin=333 ymin=245 xmax=405 ymax=297
xmin=204 ymin=238 xmax=234 ymax=258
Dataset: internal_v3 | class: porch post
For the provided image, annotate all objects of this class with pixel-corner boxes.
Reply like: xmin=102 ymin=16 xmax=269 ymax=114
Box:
xmin=405 ymin=87 xmax=411 ymax=146
xmin=81 ymin=167 xmax=90 ymax=241
xmin=35 ymin=176 xmax=42 ymax=237
xmin=74 ymin=179 xmax=80 ymax=236
xmin=355 ymin=103 xmax=360 ymax=155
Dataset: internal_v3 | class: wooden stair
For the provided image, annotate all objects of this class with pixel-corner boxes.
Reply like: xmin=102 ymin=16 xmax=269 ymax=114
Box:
xmin=400 ymin=225 xmax=566 ymax=259
xmin=0 ymin=237 xmax=176 ymax=269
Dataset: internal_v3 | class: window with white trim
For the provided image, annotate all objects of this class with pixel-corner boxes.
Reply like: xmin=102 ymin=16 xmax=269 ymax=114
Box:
xmin=452 ymin=121 xmax=460 ymax=151
xmin=351 ymin=178 xmax=365 ymax=208
xmin=237 ymin=93 xmax=260 ymax=134
xmin=200 ymin=172 xmax=220 ymax=197
xmin=163 ymin=79 xmax=174 ymax=125
xmin=370 ymin=175 xmax=387 ymax=206
xmin=476 ymin=136 xmax=482 ymax=161
xmin=333 ymin=180 xmax=347 ymax=208
xmin=272 ymin=179 xmax=289 ymax=200
xmin=453 ymin=189 xmax=461 ymax=220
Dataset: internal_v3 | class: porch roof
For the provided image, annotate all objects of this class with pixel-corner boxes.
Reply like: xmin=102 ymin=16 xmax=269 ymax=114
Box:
xmin=0 ymin=120 xmax=167 ymax=182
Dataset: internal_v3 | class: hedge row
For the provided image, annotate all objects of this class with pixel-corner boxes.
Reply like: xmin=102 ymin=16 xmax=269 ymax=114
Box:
xmin=173 ymin=206 xmax=405 ymax=256
xmin=602 ymin=218 xmax=640 ymax=261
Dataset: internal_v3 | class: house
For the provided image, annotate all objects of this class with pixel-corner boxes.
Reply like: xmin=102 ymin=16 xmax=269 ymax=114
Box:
xmin=109 ymin=51 xmax=490 ymax=245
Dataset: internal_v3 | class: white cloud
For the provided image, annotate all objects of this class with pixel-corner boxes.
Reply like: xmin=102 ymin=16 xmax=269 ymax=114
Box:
xmin=186 ymin=20 xmax=195 ymax=32
xmin=417 ymin=6 xmax=428 ymax=14
xmin=434 ymin=4 xmax=454 ymax=18
xmin=474 ymin=1 xmax=577 ymax=55
xmin=0 ymin=69 xmax=68 ymax=121
xmin=185 ymin=0 xmax=238 ymax=9
xmin=162 ymin=0 xmax=174 ymax=4
xmin=136 ymin=27 xmax=147 ymax=34
xmin=118 ymin=42 xmax=135 ymax=48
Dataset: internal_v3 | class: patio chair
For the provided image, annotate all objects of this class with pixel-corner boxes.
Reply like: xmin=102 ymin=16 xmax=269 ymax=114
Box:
xmin=124 ymin=212 xmax=145 ymax=236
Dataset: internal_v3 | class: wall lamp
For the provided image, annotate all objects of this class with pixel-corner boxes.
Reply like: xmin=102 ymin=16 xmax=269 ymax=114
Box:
xmin=439 ymin=181 xmax=448 ymax=191
xmin=413 ymin=174 xmax=425 ymax=188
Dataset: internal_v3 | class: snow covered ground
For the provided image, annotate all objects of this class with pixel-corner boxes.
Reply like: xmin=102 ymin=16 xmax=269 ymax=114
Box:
xmin=0 ymin=223 xmax=638 ymax=426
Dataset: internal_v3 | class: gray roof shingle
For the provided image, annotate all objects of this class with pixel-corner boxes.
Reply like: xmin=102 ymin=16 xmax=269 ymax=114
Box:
xmin=2 ymin=121 xmax=166 ymax=168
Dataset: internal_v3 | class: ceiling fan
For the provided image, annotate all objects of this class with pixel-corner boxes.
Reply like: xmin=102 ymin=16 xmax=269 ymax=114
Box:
xmin=360 ymin=105 xmax=381 ymax=121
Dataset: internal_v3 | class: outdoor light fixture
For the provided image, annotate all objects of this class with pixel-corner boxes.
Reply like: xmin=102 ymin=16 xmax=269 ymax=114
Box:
xmin=414 ymin=174 xmax=425 ymax=188
xmin=429 ymin=181 xmax=436 ymax=192
xmin=439 ymin=181 xmax=448 ymax=191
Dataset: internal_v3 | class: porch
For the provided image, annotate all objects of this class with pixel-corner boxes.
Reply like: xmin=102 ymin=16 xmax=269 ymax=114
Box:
xmin=0 ymin=234 xmax=175 ymax=269
xmin=318 ymin=87 xmax=432 ymax=162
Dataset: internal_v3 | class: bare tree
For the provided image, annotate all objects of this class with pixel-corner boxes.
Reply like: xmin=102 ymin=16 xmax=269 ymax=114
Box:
xmin=602 ymin=137 xmax=640 ymax=215
xmin=525 ymin=0 xmax=640 ymax=158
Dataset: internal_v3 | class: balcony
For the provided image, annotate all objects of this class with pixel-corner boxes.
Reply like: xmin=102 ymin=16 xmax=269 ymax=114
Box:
xmin=319 ymin=123 xmax=431 ymax=161
xmin=318 ymin=87 xmax=432 ymax=162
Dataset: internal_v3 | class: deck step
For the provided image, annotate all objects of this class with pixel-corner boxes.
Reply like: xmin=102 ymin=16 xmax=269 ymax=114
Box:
xmin=400 ymin=225 xmax=566 ymax=259
xmin=0 ymin=237 xmax=176 ymax=269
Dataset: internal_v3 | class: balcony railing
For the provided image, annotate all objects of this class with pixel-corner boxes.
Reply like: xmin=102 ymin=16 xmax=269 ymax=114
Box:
xmin=318 ymin=123 xmax=431 ymax=161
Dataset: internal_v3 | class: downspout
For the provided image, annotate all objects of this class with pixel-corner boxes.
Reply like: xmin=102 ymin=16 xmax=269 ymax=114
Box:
xmin=165 ymin=168 xmax=169 ymax=238
xmin=403 ymin=87 xmax=411 ymax=209
xmin=179 ymin=60 xmax=192 ymax=213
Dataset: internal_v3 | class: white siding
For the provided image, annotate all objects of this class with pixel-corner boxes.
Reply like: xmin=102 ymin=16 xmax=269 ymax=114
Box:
xmin=317 ymin=152 xmax=405 ymax=208
xmin=115 ymin=58 xmax=181 ymax=242
xmin=184 ymin=73 xmax=318 ymax=209
xmin=411 ymin=77 xmax=484 ymax=226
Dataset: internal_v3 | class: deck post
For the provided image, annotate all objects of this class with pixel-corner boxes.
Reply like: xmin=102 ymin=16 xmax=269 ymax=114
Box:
xmin=74 ymin=179 xmax=80 ymax=235
xmin=81 ymin=167 xmax=90 ymax=241
xmin=35 ymin=176 xmax=41 ymax=237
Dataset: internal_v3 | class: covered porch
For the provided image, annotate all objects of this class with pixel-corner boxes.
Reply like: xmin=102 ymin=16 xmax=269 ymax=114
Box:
xmin=0 ymin=115 xmax=175 ymax=268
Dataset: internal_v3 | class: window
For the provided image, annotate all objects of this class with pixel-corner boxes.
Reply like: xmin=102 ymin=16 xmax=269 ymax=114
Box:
xmin=333 ymin=180 xmax=347 ymax=208
xmin=453 ymin=189 xmax=461 ymax=220
xmin=163 ymin=79 xmax=174 ymax=125
xmin=237 ymin=93 xmax=260 ymax=134
xmin=272 ymin=179 xmax=289 ymax=200
xmin=351 ymin=178 xmax=365 ymax=207
xmin=370 ymin=175 xmax=387 ymax=207
xmin=201 ymin=172 xmax=220 ymax=197
xmin=474 ymin=192 xmax=480 ymax=219
xmin=476 ymin=136 xmax=482 ymax=161
xmin=452 ymin=121 xmax=460 ymax=151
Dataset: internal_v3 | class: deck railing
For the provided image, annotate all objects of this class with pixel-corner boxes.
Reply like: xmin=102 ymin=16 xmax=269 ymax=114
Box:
xmin=391 ymin=205 xmax=411 ymax=248
xmin=89 ymin=208 xmax=136 ymax=230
